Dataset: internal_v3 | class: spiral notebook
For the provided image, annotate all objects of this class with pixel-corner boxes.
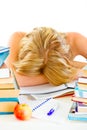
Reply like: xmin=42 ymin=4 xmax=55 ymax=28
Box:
xmin=18 ymin=95 xmax=70 ymax=124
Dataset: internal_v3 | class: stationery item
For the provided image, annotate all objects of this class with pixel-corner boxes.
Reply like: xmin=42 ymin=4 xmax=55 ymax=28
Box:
xmin=68 ymin=102 xmax=87 ymax=121
xmin=47 ymin=104 xmax=58 ymax=116
xmin=32 ymin=98 xmax=52 ymax=112
xmin=18 ymin=95 xmax=71 ymax=124
xmin=0 ymin=46 xmax=9 ymax=67
xmin=0 ymin=97 xmax=19 ymax=115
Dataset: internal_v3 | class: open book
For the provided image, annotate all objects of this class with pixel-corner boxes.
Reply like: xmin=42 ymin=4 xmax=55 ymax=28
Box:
xmin=20 ymin=81 xmax=76 ymax=99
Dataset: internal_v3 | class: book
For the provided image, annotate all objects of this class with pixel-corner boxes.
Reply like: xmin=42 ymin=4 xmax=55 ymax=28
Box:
xmin=74 ymin=85 xmax=87 ymax=98
xmin=77 ymin=83 xmax=87 ymax=90
xmin=78 ymin=77 xmax=87 ymax=84
xmin=31 ymin=88 xmax=74 ymax=100
xmin=71 ymin=95 xmax=87 ymax=104
xmin=0 ymin=69 xmax=20 ymax=98
xmin=20 ymin=80 xmax=76 ymax=99
xmin=0 ymin=97 xmax=19 ymax=114
xmin=0 ymin=46 xmax=9 ymax=67
xmin=77 ymin=102 xmax=87 ymax=113
xmin=68 ymin=102 xmax=87 ymax=121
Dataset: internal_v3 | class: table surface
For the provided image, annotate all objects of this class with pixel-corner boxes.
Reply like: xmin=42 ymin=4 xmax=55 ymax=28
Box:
xmin=0 ymin=96 xmax=87 ymax=130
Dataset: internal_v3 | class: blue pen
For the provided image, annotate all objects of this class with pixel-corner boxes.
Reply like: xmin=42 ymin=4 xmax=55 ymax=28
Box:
xmin=47 ymin=104 xmax=58 ymax=116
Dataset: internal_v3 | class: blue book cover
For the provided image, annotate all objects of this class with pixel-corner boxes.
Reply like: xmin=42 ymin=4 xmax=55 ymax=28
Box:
xmin=68 ymin=102 xmax=87 ymax=121
xmin=0 ymin=47 xmax=9 ymax=67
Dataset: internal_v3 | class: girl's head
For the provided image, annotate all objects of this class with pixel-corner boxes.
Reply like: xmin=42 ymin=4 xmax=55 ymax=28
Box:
xmin=13 ymin=27 xmax=79 ymax=85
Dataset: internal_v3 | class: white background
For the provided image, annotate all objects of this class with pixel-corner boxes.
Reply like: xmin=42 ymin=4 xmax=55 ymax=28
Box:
xmin=0 ymin=0 xmax=87 ymax=46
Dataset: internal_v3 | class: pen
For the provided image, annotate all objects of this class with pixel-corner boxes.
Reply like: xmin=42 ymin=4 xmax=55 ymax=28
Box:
xmin=47 ymin=104 xmax=58 ymax=116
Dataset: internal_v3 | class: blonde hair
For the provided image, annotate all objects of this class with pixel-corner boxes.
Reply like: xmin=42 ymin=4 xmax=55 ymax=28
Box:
xmin=14 ymin=27 xmax=79 ymax=85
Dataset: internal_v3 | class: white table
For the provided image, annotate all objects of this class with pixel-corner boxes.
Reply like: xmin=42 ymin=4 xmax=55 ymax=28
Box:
xmin=0 ymin=96 xmax=87 ymax=130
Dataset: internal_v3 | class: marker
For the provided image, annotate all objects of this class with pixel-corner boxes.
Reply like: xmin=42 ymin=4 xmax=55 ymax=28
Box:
xmin=47 ymin=104 xmax=58 ymax=116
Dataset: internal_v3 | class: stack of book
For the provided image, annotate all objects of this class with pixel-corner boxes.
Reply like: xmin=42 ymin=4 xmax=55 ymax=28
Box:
xmin=68 ymin=66 xmax=87 ymax=121
xmin=0 ymin=68 xmax=20 ymax=114
xmin=0 ymin=46 xmax=20 ymax=114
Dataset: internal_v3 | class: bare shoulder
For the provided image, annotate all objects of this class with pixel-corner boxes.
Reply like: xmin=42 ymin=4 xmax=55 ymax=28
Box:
xmin=66 ymin=32 xmax=87 ymax=40
xmin=66 ymin=32 xmax=87 ymax=46
xmin=8 ymin=32 xmax=26 ymax=56
xmin=8 ymin=32 xmax=26 ymax=47
xmin=6 ymin=32 xmax=26 ymax=68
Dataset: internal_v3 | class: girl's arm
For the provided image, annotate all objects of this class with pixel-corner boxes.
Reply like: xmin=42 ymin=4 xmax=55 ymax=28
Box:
xmin=67 ymin=32 xmax=87 ymax=58
xmin=6 ymin=32 xmax=26 ymax=68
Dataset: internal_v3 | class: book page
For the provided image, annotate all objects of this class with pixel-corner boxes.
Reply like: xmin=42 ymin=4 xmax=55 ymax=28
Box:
xmin=20 ymin=81 xmax=76 ymax=95
xmin=0 ymin=68 xmax=10 ymax=78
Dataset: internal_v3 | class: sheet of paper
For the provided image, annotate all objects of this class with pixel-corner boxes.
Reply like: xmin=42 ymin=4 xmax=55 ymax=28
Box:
xmin=0 ymin=68 xmax=10 ymax=78
xmin=18 ymin=95 xmax=71 ymax=124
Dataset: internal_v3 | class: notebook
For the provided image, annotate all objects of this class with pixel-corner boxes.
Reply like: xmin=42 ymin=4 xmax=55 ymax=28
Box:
xmin=18 ymin=95 xmax=71 ymax=124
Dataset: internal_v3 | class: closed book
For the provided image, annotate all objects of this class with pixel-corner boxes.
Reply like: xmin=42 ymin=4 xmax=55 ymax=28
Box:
xmin=77 ymin=83 xmax=87 ymax=90
xmin=0 ymin=69 xmax=20 ymax=98
xmin=77 ymin=102 xmax=87 ymax=113
xmin=0 ymin=46 xmax=9 ymax=67
xmin=0 ymin=76 xmax=15 ymax=89
xmin=75 ymin=85 xmax=87 ymax=98
xmin=68 ymin=102 xmax=87 ymax=121
xmin=78 ymin=77 xmax=87 ymax=84
xmin=0 ymin=97 xmax=19 ymax=114
xmin=72 ymin=95 xmax=87 ymax=104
